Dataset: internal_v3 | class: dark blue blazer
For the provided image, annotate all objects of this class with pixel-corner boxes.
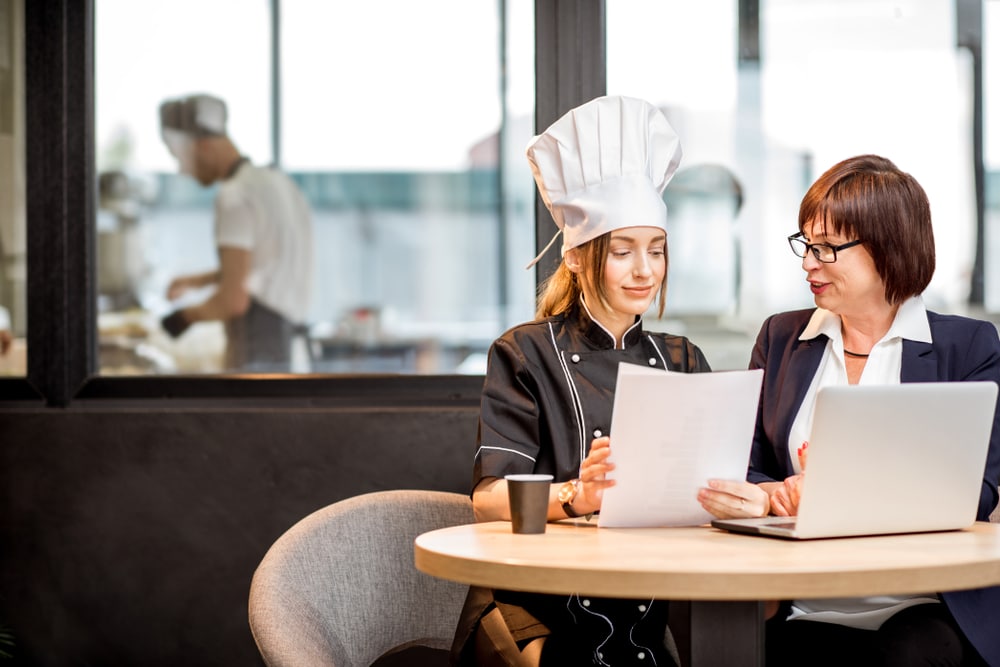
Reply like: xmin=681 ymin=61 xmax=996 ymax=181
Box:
xmin=746 ymin=308 xmax=1000 ymax=666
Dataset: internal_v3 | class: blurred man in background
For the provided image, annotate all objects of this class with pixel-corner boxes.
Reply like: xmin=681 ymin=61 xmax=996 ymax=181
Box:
xmin=159 ymin=93 xmax=314 ymax=372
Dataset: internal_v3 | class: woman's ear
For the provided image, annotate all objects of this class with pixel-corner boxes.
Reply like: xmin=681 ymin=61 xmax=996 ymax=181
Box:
xmin=564 ymin=248 xmax=583 ymax=273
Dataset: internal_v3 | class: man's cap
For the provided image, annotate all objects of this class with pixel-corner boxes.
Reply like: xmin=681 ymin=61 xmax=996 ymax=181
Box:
xmin=159 ymin=93 xmax=228 ymax=137
xmin=525 ymin=95 xmax=682 ymax=268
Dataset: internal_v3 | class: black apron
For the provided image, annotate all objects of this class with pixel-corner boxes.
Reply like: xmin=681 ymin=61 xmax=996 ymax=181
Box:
xmin=223 ymin=298 xmax=294 ymax=372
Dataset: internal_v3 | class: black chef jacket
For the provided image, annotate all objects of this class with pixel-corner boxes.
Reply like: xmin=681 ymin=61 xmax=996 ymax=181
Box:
xmin=455 ymin=303 xmax=711 ymax=667
xmin=474 ymin=302 xmax=711 ymax=487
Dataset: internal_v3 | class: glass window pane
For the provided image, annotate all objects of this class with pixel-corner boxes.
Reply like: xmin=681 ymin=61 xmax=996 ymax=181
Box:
xmin=94 ymin=0 xmax=534 ymax=376
xmin=609 ymin=0 xmax=979 ymax=370
xmin=0 ymin=0 xmax=25 ymax=377
xmin=984 ymin=0 xmax=1000 ymax=310
xmin=281 ymin=0 xmax=533 ymax=374
xmin=608 ymin=0 xmax=745 ymax=369
xmin=95 ymin=0 xmax=272 ymax=374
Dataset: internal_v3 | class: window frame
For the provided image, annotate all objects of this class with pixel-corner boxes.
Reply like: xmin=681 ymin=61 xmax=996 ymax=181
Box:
xmin=6 ymin=0 xmax=986 ymax=407
xmin=4 ymin=0 xmax=606 ymax=407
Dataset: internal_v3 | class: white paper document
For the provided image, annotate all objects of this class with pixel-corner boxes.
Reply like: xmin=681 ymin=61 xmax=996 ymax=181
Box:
xmin=597 ymin=365 xmax=764 ymax=528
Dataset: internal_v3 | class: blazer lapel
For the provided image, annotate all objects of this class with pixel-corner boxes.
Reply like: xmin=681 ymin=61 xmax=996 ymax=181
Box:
xmin=773 ymin=337 xmax=827 ymax=473
xmin=901 ymin=339 xmax=937 ymax=382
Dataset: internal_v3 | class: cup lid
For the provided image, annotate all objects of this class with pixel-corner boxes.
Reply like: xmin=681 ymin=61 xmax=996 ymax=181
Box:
xmin=504 ymin=474 xmax=554 ymax=482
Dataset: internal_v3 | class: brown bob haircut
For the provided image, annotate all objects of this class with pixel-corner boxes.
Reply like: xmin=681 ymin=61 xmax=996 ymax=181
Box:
xmin=798 ymin=154 xmax=935 ymax=305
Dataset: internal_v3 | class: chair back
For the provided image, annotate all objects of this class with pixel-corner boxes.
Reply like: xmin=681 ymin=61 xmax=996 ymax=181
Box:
xmin=249 ymin=489 xmax=473 ymax=667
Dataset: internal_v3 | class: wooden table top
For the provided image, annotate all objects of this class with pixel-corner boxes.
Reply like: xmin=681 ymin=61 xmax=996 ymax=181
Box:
xmin=414 ymin=520 xmax=1000 ymax=600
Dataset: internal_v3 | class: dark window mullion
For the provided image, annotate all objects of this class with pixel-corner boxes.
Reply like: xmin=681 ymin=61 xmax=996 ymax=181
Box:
xmin=25 ymin=0 xmax=95 ymax=406
xmin=532 ymin=0 xmax=606 ymax=285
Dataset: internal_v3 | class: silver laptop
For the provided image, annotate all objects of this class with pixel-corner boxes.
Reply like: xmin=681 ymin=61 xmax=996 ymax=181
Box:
xmin=711 ymin=381 xmax=997 ymax=540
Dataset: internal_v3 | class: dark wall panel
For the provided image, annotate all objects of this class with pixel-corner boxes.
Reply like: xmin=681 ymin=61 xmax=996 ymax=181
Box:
xmin=0 ymin=407 xmax=479 ymax=666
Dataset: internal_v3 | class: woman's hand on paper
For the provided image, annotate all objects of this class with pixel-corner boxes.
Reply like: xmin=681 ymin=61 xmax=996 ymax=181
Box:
xmin=698 ymin=479 xmax=770 ymax=518
xmin=577 ymin=436 xmax=616 ymax=514
xmin=769 ymin=473 xmax=804 ymax=516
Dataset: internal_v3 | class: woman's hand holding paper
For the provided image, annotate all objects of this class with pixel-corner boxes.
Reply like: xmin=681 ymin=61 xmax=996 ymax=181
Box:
xmin=698 ymin=479 xmax=770 ymax=518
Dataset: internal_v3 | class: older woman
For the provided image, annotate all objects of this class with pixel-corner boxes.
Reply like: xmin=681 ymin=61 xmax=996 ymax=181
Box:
xmin=699 ymin=154 xmax=1000 ymax=666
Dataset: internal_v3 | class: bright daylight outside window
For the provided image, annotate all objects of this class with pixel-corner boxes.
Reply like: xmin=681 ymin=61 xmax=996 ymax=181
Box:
xmin=94 ymin=0 xmax=534 ymax=376
xmin=985 ymin=0 xmax=1000 ymax=311
xmin=608 ymin=0 xmax=987 ymax=370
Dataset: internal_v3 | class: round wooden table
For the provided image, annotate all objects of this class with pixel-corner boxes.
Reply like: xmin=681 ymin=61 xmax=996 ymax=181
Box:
xmin=414 ymin=520 xmax=1000 ymax=666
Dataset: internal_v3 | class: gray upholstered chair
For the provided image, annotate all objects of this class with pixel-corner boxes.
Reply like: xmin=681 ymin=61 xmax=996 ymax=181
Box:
xmin=248 ymin=489 xmax=474 ymax=667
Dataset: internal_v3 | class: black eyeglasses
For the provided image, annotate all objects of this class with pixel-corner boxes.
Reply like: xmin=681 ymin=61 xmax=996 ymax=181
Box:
xmin=787 ymin=232 xmax=862 ymax=263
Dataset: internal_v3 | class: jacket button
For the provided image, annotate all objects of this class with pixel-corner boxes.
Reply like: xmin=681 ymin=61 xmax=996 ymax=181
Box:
xmin=648 ymin=357 xmax=657 ymax=366
xmin=593 ymin=429 xmax=603 ymax=438
xmin=571 ymin=354 xmax=581 ymax=363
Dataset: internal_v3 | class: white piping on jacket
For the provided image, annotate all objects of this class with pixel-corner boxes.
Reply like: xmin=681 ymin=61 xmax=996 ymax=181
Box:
xmin=548 ymin=321 xmax=587 ymax=470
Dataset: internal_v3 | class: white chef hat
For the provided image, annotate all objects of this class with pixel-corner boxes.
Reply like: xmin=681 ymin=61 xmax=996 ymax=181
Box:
xmin=159 ymin=93 xmax=228 ymax=138
xmin=160 ymin=94 xmax=228 ymax=176
xmin=525 ymin=95 xmax=682 ymax=268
